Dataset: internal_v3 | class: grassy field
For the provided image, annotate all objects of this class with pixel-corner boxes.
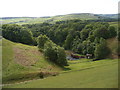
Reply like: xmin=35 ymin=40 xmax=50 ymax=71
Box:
xmin=1 ymin=17 xmax=51 ymax=25
xmin=2 ymin=39 xmax=118 ymax=88
xmin=109 ymin=22 xmax=118 ymax=29
xmin=1 ymin=13 xmax=99 ymax=25
xmin=2 ymin=39 xmax=62 ymax=84
xmin=4 ymin=59 xmax=118 ymax=88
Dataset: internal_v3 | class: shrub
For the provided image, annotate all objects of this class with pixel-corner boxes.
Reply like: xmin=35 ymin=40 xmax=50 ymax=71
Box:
xmin=44 ymin=41 xmax=67 ymax=66
xmin=94 ymin=38 xmax=110 ymax=59
xmin=37 ymin=35 xmax=50 ymax=49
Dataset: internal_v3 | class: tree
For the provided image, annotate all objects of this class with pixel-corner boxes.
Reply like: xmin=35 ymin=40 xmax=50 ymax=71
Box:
xmin=80 ymin=29 xmax=90 ymax=41
xmin=2 ymin=24 xmax=33 ymax=45
xmin=20 ymin=28 xmax=33 ymax=45
xmin=94 ymin=37 xmax=100 ymax=44
xmin=82 ymin=40 xmax=87 ymax=55
xmin=71 ymin=36 xmax=83 ymax=54
xmin=94 ymin=26 xmax=109 ymax=39
xmin=44 ymin=41 xmax=67 ymax=66
xmin=37 ymin=35 xmax=50 ymax=49
xmin=44 ymin=41 xmax=58 ymax=62
xmin=82 ymin=40 xmax=95 ymax=55
xmin=88 ymin=35 xmax=95 ymax=42
xmin=64 ymin=34 xmax=73 ymax=50
xmin=94 ymin=38 xmax=110 ymax=59
xmin=56 ymin=46 xmax=67 ymax=66
xmin=2 ymin=24 xmax=22 ymax=42
xmin=108 ymin=26 xmax=117 ymax=38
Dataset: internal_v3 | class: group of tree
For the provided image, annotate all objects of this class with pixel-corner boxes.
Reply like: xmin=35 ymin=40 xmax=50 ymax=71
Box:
xmin=2 ymin=19 xmax=118 ymax=60
xmin=37 ymin=35 xmax=67 ymax=66
xmin=2 ymin=24 xmax=34 ymax=45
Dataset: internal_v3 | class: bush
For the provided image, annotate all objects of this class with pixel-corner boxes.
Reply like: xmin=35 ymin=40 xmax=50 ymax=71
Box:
xmin=44 ymin=41 xmax=67 ymax=66
xmin=37 ymin=35 xmax=50 ymax=49
xmin=56 ymin=46 xmax=67 ymax=66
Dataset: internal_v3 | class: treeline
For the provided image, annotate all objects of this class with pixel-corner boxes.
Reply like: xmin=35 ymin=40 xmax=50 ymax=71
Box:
xmin=2 ymin=19 xmax=118 ymax=60
xmin=2 ymin=24 xmax=33 ymax=45
xmin=23 ymin=19 xmax=118 ymax=59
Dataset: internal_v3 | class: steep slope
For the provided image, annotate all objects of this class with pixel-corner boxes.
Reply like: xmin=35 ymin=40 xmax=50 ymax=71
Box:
xmin=2 ymin=39 xmax=61 ymax=84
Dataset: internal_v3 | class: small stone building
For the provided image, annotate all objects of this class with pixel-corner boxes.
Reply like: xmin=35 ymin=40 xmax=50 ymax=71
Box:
xmin=86 ymin=54 xmax=92 ymax=59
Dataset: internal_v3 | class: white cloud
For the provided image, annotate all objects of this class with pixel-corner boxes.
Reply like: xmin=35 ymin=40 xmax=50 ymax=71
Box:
xmin=1 ymin=0 xmax=119 ymax=17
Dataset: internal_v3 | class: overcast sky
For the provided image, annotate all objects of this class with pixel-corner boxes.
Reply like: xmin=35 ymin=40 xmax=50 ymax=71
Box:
xmin=1 ymin=0 xmax=119 ymax=17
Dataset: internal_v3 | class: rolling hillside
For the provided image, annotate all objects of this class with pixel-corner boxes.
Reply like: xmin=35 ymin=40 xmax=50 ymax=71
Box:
xmin=1 ymin=13 xmax=110 ymax=25
xmin=2 ymin=39 xmax=62 ymax=84
xmin=97 ymin=14 xmax=118 ymax=19
xmin=2 ymin=38 xmax=118 ymax=88
xmin=4 ymin=59 xmax=118 ymax=88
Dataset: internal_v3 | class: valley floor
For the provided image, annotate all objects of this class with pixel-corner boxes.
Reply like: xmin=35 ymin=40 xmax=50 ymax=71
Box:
xmin=3 ymin=59 xmax=118 ymax=88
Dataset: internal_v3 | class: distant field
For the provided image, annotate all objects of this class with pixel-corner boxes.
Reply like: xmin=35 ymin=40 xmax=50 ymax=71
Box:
xmin=1 ymin=13 xmax=99 ymax=25
xmin=109 ymin=22 xmax=118 ymax=28
xmin=4 ymin=59 xmax=118 ymax=88
xmin=1 ymin=17 xmax=50 ymax=25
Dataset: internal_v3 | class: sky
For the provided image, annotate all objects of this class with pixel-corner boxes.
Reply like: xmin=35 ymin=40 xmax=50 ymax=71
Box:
xmin=1 ymin=0 xmax=120 ymax=17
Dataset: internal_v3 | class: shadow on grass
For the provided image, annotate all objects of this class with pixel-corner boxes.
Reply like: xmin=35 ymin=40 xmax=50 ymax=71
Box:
xmin=62 ymin=67 xmax=71 ymax=71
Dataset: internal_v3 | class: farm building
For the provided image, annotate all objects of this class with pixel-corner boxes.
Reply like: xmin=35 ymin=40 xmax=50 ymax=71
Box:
xmin=86 ymin=54 xmax=92 ymax=59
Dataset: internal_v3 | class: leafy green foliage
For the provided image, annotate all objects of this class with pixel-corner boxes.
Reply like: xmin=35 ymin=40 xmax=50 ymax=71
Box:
xmin=44 ymin=41 xmax=67 ymax=66
xmin=37 ymin=35 xmax=50 ymax=49
xmin=64 ymin=34 xmax=74 ymax=50
xmin=24 ymin=20 xmax=116 ymax=59
xmin=108 ymin=26 xmax=117 ymax=38
xmin=37 ymin=34 xmax=67 ymax=66
xmin=2 ymin=24 xmax=33 ymax=45
xmin=2 ymin=20 xmax=117 ymax=60
xmin=94 ymin=26 xmax=109 ymax=39
xmin=80 ymin=29 xmax=90 ymax=41
xmin=94 ymin=38 xmax=111 ymax=59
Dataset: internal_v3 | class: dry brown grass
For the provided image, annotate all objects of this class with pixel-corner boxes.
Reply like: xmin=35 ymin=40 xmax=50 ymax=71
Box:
xmin=13 ymin=45 xmax=43 ymax=66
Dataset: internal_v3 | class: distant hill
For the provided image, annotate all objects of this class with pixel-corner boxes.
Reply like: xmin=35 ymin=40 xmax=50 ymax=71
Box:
xmin=95 ymin=14 xmax=118 ymax=19
xmin=1 ymin=13 xmax=118 ymax=25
